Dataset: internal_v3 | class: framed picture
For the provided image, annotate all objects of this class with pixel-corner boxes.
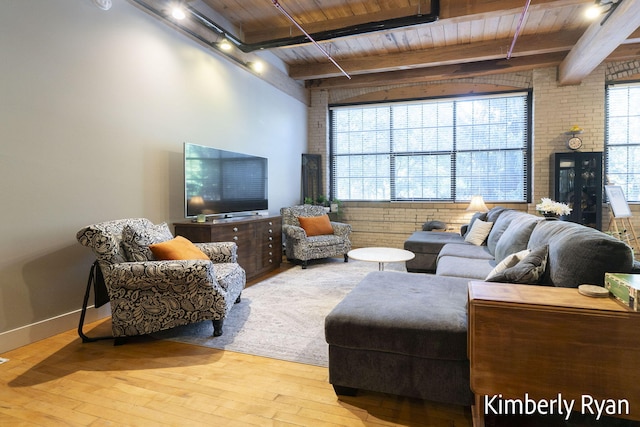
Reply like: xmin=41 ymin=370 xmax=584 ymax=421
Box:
xmin=605 ymin=185 xmax=632 ymax=218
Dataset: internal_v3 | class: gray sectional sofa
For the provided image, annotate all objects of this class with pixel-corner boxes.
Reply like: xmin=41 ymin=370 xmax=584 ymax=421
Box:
xmin=325 ymin=207 xmax=635 ymax=406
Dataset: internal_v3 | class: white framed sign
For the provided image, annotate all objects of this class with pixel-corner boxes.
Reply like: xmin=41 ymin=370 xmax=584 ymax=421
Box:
xmin=605 ymin=185 xmax=632 ymax=218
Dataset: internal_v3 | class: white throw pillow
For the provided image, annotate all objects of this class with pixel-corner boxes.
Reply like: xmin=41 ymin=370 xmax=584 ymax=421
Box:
xmin=464 ymin=219 xmax=493 ymax=246
xmin=485 ymin=249 xmax=530 ymax=281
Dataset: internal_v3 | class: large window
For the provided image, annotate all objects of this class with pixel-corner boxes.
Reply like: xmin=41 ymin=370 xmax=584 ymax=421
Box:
xmin=330 ymin=91 xmax=531 ymax=203
xmin=606 ymin=81 xmax=640 ymax=202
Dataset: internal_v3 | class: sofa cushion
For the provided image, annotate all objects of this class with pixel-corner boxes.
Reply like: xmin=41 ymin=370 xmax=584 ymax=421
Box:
xmin=494 ymin=214 xmax=540 ymax=263
xmin=486 ymin=245 xmax=548 ymax=284
xmin=436 ymin=255 xmax=494 ymax=280
xmin=528 ymin=220 xmax=633 ymax=287
xmin=464 ymin=219 xmax=493 ymax=246
xmin=149 ymin=236 xmax=210 ymax=260
xmin=405 ymin=231 xmax=466 ymax=273
xmin=121 ymin=222 xmax=174 ymax=262
xmin=486 ymin=206 xmax=508 ymax=224
xmin=404 ymin=231 xmax=465 ymax=254
xmin=464 ymin=212 xmax=487 ymax=237
xmin=298 ymin=214 xmax=334 ymax=236
xmin=486 ymin=210 xmax=523 ymax=255
xmin=325 ymin=271 xmax=470 ymax=361
xmin=438 ymin=243 xmax=494 ymax=260
xmin=77 ymin=218 xmax=156 ymax=265
xmin=486 ymin=249 xmax=530 ymax=280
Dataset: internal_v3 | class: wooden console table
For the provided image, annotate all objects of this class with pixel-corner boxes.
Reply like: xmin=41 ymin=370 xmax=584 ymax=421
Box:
xmin=468 ymin=281 xmax=640 ymax=426
xmin=174 ymin=215 xmax=281 ymax=281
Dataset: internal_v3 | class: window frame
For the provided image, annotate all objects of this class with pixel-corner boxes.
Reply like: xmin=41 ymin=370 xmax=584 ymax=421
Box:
xmin=605 ymin=80 xmax=640 ymax=203
xmin=328 ymin=90 xmax=533 ymax=203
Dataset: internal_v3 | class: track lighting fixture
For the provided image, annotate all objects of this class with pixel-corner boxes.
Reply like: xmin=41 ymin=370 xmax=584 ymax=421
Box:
xmin=219 ymin=38 xmax=232 ymax=51
xmin=585 ymin=0 xmax=622 ymax=25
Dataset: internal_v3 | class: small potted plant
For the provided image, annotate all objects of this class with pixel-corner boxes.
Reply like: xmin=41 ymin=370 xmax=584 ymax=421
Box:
xmin=316 ymin=195 xmax=330 ymax=212
xmin=536 ymin=198 xmax=572 ymax=218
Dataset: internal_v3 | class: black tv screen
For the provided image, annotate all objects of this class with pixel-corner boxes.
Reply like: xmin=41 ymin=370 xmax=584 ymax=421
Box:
xmin=184 ymin=143 xmax=268 ymax=218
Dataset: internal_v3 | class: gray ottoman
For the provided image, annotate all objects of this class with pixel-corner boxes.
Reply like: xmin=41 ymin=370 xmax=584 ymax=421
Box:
xmin=324 ymin=271 xmax=474 ymax=406
xmin=404 ymin=231 xmax=465 ymax=273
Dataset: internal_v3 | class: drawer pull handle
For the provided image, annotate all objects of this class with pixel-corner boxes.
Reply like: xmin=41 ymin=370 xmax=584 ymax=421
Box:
xmin=269 ymin=229 xmax=273 ymax=233
xmin=233 ymin=227 xmax=238 ymax=232
xmin=269 ymin=259 xmax=273 ymax=263
xmin=269 ymin=244 xmax=273 ymax=248
xmin=269 ymin=252 xmax=273 ymax=256
xmin=233 ymin=236 xmax=238 ymax=241
xmin=268 ymin=237 xmax=273 ymax=241
xmin=268 ymin=222 xmax=273 ymax=226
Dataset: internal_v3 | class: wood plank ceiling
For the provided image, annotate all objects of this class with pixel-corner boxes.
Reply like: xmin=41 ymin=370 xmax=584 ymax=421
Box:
xmin=153 ymin=0 xmax=640 ymax=88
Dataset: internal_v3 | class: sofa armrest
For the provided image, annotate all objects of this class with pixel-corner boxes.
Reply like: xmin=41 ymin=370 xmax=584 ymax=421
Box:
xmin=331 ymin=222 xmax=352 ymax=238
xmin=282 ymin=224 xmax=307 ymax=240
xmin=195 ymin=241 xmax=238 ymax=263
xmin=103 ymin=260 xmax=224 ymax=294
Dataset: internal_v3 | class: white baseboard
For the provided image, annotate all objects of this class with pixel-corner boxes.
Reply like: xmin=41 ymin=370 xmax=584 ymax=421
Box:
xmin=0 ymin=305 xmax=111 ymax=354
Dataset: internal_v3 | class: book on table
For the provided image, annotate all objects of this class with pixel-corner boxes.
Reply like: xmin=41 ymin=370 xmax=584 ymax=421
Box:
xmin=605 ymin=273 xmax=640 ymax=311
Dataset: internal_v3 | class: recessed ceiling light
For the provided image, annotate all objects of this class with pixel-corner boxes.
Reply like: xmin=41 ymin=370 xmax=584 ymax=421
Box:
xmin=249 ymin=61 xmax=264 ymax=73
xmin=219 ymin=39 xmax=232 ymax=51
xmin=172 ymin=7 xmax=186 ymax=20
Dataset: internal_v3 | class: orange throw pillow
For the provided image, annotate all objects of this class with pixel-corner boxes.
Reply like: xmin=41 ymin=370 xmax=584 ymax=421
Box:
xmin=149 ymin=236 xmax=210 ymax=260
xmin=298 ymin=214 xmax=334 ymax=236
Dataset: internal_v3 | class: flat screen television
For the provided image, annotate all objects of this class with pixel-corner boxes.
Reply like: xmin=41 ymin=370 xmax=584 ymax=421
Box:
xmin=184 ymin=143 xmax=268 ymax=218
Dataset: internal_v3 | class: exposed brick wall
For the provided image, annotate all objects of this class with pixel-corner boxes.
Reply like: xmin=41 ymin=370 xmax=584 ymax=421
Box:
xmin=308 ymin=61 xmax=640 ymax=250
xmin=308 ymin=90 xmax=330 ymax=192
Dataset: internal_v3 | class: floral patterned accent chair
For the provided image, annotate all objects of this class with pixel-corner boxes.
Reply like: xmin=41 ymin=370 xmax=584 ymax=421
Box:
xmin=76 ymin=218 xmax=245 ymax=341
xmin=280 ymin=205 xmax=352 ymax=269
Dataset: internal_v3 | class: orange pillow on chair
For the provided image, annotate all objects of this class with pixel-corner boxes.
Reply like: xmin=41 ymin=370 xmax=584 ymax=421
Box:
xmin=149 ymin=236 xmax=210 ymax=260
xmin=298 ymin=214 xmax=334 ymax=236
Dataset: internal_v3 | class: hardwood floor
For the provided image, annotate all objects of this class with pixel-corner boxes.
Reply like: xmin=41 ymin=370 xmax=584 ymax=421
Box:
xmin=0 ymin=263 xmax=472 ymax=427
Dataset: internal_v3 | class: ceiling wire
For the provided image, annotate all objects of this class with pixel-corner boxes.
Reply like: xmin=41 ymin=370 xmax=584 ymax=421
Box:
xmin=507 ymin=0 xmax=532 ymax=59
xmin=271 ymin=0 xmax=351 ymax=79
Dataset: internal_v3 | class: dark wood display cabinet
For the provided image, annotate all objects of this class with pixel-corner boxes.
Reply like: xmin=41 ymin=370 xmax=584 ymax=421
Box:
xmin=554 ymin=152 xmax=603 ymax=230
xmin=174 ymin=215 xmax=282 ymax=281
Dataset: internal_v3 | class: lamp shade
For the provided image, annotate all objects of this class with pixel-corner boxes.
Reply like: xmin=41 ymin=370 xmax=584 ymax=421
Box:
xmin=466 ymin=195 xmax=489 ymax=212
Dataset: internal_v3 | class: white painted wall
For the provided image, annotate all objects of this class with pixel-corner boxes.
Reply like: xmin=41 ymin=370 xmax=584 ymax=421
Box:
xmin=0 ymin=0 xmax=307 ymax=350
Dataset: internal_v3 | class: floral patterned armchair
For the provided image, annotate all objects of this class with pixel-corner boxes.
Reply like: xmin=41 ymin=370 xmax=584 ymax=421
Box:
xmin=76 ymin=218 xmax=245 ymax=341
xmin=280 ymin=205 xmax=352 ymax=268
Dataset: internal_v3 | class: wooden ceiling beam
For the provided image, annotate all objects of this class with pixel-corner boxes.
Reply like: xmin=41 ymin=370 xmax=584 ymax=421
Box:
xmin=306 ymin=51 xmax=567 ymax=90
xmin=307 ymin=42 xmax=640 ymax=91
xmin=242 ymin=0 xmax=590 ymax=44
xmin=439 ymin=0 xmax=589 ymax=20
xmin=243 ymin=6 xmax=424 ymax=44
xmin=607 ymin=42 xmax=640 ymax=62
xmin=290 ymin=29 xmax=583 ymax=79
xmin=559 ymin=0 xmax=640 ymax=85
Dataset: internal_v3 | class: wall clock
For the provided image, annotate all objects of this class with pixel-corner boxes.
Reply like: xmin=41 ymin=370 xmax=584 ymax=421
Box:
xmin=567 ymin=136 xmax=583 ymax=150
xmin=565 ymin=126 xmax=583 ymax=151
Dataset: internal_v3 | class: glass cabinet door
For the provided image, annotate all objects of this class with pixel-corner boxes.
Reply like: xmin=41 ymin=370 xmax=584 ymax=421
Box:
xmin=556 ymin=158 xmax=575 ymax=212
xmin=554 ymin=152 xmax=602 ymax=230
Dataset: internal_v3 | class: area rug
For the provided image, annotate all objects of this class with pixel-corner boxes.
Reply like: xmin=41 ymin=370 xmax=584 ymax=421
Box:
xmin=152 ymin=258 xmax=406 ymax=367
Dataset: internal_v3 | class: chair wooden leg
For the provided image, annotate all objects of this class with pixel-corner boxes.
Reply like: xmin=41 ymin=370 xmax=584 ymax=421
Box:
xmin=212 ymin=319 xmax=224 ymax=337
